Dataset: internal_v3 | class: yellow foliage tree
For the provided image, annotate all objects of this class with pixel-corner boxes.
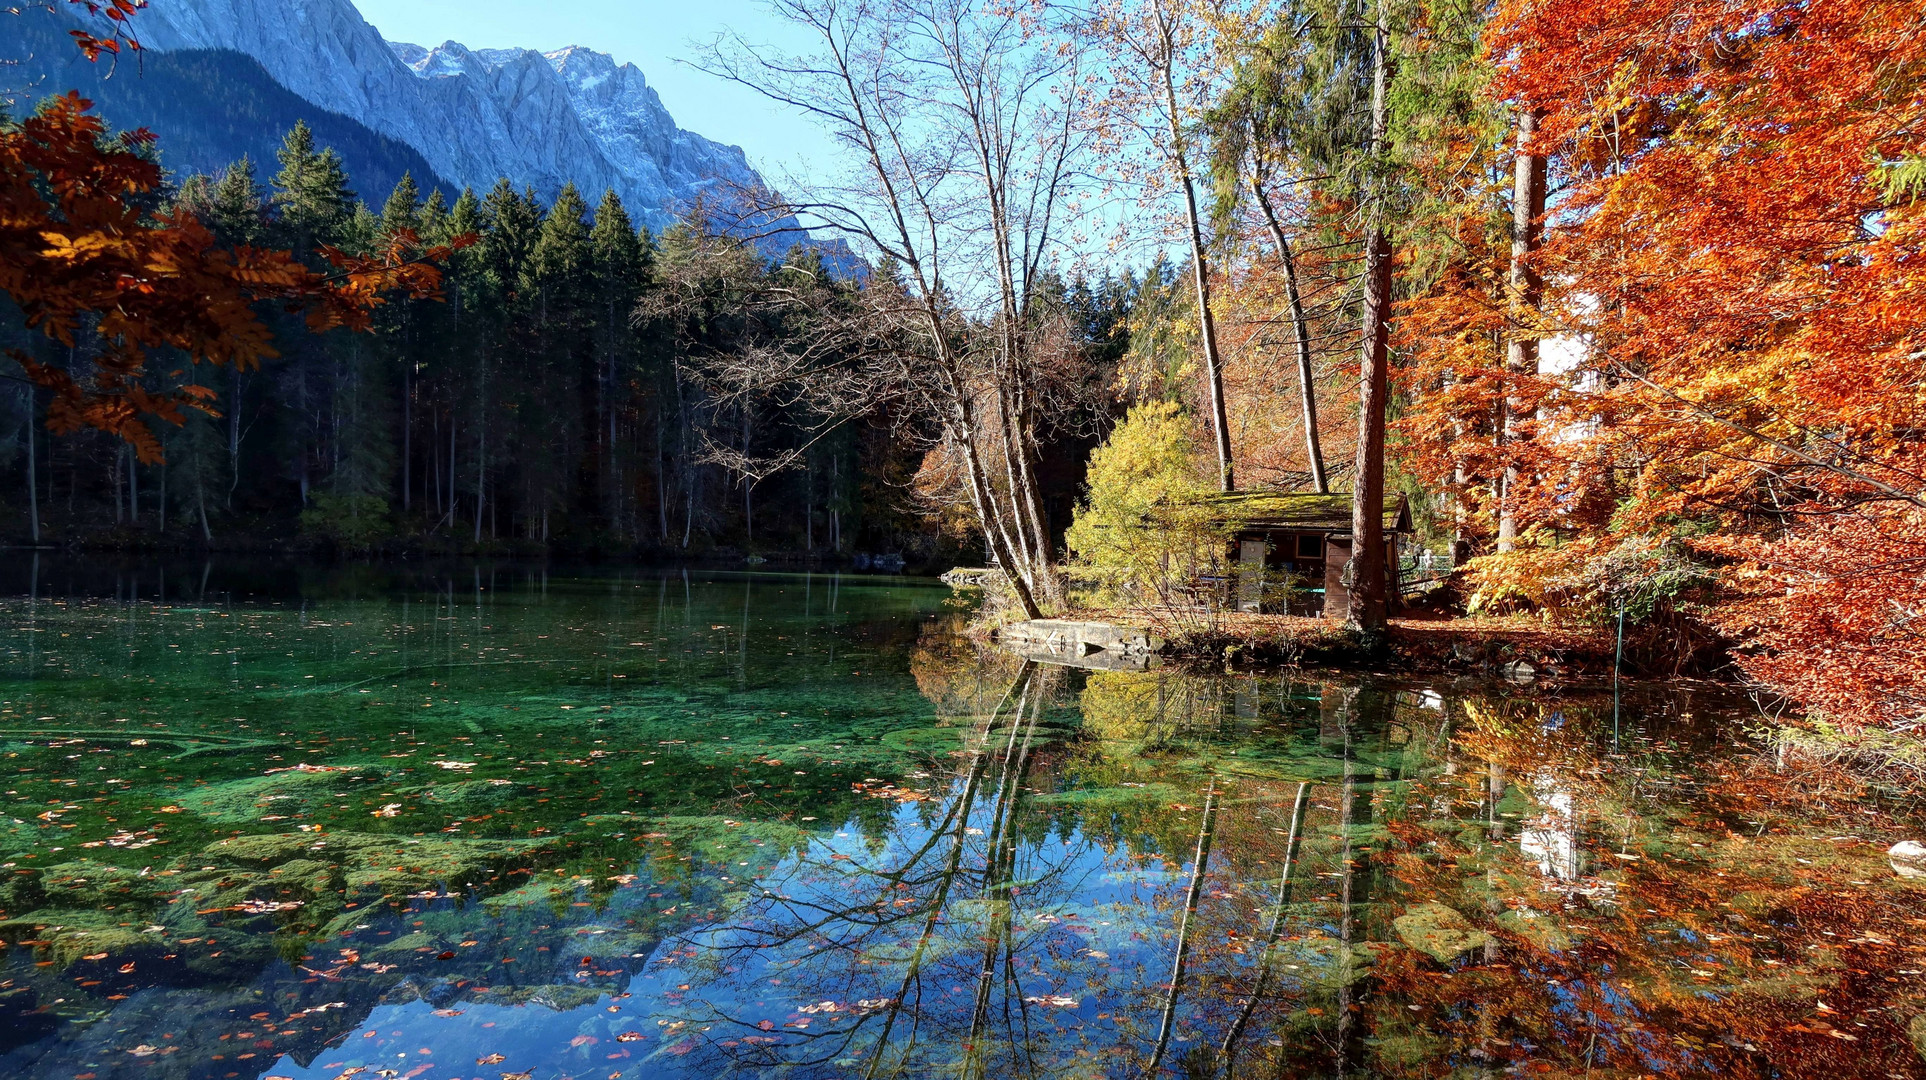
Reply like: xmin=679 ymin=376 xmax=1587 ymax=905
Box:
xmin=1065 ymin=401 xmax=1229 ymax=625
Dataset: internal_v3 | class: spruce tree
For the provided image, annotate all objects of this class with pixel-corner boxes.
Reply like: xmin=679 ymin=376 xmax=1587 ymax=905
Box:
xmin=378 ymin=173 xmax=427 ymax=511
xmin=588 ymin=190 xmax=649 ymax=534
xmin=379 ymin=171 xmax=423 ymax=240
xmin=272 ymin=121 xmax=355 ymax=252
xmin=208 ymin=157 xmax=265 ymax=245
xmin=419 ymin=189 xmax=450 ymax=241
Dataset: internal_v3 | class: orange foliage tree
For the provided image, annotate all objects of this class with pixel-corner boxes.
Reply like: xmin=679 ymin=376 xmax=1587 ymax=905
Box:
xmin=1390 ymin=0 xmax=1925 ymax=727
xmin=2 ymin=93 xmax=466 ymax=463
xmin=5 ymin=3 xmax=468 ymax=463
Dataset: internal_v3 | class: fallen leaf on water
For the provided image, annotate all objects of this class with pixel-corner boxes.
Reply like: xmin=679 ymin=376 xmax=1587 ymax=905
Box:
xmin=432 ymin=1008 xmax=462 ymax=1017
xmin=615 ymin=1032 xmax=644 ymax=1042
xmin=118 ymin=962 xmax=135 ymax=973
xmin=569 ymin=1035 xmax=598 ymax=1048
xmin=127 ymin=1046 xmax=159 ymax=1057
xmin=82 ymin=953 xmax=108 ymax=961
xmin=502 ymin=1072 xmax=534 ymax=1080
xmin=476 ymin=1054 xmax=505 ymax=1065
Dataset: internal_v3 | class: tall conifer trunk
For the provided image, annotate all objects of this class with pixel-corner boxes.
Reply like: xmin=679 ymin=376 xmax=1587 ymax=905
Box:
xmin=23 ymin=387 xmax=39 ymax=544
xmin=1347 ymin=0 xmax=1395 ymax=632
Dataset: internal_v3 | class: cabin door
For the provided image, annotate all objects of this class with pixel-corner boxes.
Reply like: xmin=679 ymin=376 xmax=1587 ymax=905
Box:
xmin=1238 ymin=540 xmax=1267 ymax=612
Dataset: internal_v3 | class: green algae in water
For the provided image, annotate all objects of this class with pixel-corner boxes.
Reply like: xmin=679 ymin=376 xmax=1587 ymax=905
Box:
xmin=2 ymin=564 xmax=1926 ymax=1079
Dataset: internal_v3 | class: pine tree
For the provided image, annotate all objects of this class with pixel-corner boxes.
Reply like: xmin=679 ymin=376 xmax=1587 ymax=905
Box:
xmin=379 ymin=172 xmax=426 ymax=512
xmin=589 ymin=188 xmax=649 ymax=533
xmin=379 ymin=171 xmax=422 ymax=239
xmin=481 ymin=180 xmax=541 ymax=297
xmin=419 ymin=189 xmax=450 ymax=241
xmin=272 ymin=120 xmax=355 ymax=253
xmin=207 ymin=156 xmax=265 ymax=246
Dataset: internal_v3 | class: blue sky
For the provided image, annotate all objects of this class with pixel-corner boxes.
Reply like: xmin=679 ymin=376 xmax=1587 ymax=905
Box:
xmin=348 ymin=0 xmax=835 ymax=180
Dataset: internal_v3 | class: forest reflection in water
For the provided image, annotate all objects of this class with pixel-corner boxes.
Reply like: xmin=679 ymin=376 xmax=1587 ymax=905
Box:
xmin=0 ymin=568 xmax=1923 ymax=1079
xmin=683 ymin=652 xmax=1926 ymax=1079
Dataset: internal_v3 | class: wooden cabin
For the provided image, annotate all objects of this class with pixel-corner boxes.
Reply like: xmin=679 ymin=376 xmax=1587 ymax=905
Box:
xmin=1202 ymin=491 xmax=1413 ymax=619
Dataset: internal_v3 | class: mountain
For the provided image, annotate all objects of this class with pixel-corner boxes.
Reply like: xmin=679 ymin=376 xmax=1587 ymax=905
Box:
xmin=29 ymin=0 xmax=802 ymax=240
xmin=2 ymin=11 xmax=450 ymax=203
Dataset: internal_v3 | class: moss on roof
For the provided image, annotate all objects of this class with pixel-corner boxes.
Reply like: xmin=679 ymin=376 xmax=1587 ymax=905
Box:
xmin=1194 ymin=490 xmax=1411 ymax=533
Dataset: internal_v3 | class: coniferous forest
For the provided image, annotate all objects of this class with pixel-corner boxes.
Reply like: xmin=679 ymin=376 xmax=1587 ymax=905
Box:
xmin=0 ymin=117 xmax=1138 ymax=561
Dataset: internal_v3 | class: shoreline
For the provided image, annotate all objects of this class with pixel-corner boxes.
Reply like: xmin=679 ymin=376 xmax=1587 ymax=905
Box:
xmin=999 ymin=609 xmax=1722 ymax=683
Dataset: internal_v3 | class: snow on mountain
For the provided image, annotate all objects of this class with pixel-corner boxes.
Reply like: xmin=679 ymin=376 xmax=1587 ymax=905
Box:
xmin=115 ymin=0 xmax=801 ymax=240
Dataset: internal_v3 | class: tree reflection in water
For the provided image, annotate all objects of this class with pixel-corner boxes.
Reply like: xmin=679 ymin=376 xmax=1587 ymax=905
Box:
xmin=659 ymin=651 xmax=1926 ymax=1078
xmin=9 ymin=577 xmax=1922 ymax=1080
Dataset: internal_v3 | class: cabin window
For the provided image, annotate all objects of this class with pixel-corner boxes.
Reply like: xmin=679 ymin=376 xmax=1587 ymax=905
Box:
xmin=1296 ymin=534 xmax=1324 ymax=559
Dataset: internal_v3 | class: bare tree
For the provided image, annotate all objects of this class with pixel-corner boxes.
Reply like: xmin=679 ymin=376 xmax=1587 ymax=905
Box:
xmin=1086 ymin=0 xmax=1237 ymax=491
xmin=695 ymin=0 xmax=1099 ymax=618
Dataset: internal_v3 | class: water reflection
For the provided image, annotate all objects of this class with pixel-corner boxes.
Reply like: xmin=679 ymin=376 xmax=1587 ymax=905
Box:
xmin=0 ymin=572 xmax=1923 ymax=1079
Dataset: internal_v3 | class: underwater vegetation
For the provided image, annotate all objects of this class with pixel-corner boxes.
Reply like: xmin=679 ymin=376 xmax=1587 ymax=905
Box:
xmin=2 ymin=566 xmax=1924 ymax=1078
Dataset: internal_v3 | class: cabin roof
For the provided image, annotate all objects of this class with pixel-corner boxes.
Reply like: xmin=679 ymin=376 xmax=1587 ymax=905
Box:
xmin=1197 ymin=491 xmax=1412 ymax=534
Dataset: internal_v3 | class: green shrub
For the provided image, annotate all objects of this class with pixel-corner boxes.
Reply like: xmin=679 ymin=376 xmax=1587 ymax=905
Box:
xmin=299 ymin=493 xmax=393 ymax=549
xmin=1064 ymin=401 xmax=1228 ymax=623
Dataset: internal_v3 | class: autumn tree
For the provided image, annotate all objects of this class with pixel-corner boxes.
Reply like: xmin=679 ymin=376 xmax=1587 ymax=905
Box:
xmin=1465 ymin=0 xmax=1926 ymax=727
xmin=696 ymin=0 xmax=1102 ymax=618
xmin=1086 ymin=0 xmax=1239 ymax=492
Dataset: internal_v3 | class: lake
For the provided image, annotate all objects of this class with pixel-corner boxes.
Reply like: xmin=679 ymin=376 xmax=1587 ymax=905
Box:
xmin=2 ymin=562 xmax=1924 ymax=1079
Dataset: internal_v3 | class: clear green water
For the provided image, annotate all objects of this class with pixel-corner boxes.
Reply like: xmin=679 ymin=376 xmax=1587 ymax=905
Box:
xmin=3 ymin=563 xmax=1925 ymax=1079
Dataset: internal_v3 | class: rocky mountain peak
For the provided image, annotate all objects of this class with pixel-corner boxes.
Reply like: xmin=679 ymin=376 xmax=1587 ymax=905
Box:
xmin=104 ymin=0 xmax=806 ymax=242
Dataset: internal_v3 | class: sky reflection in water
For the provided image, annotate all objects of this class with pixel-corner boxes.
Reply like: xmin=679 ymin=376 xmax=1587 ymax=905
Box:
xmin=2 ymin=563 xmax=1924 ymax=1079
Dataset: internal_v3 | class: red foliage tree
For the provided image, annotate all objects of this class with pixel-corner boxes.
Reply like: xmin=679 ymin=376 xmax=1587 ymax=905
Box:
xmin=3 ymin=3 xmax=469 ymax=463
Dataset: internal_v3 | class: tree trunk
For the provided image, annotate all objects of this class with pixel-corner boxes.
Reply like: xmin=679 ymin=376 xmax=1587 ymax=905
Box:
xmin=473 ymin=415 xmax=485 ymax=545
xmin=113 ymin=443 xmax=124 ymax=524
xmin=1157 ymin=7 xmax=1234 ymax=492
xmin=195 ymin=470 xmax=212 ymax=542
xmin=402 ymin=359 xmax=412 ymax=513
xmin=1144 ymin=777 xmax=1218 ymax=1077
xmin=655 ymin=398 xmax=668 ymax=542
xmin=1253 ymin=177 xmax=1328 ymax=492
xmin=227 ymin=368 xmax=241 ymax=509
xmin=22 ymin=387 xmax=38 ymax=544
xmin=1497 ymin=108 xmax=1547 ymax=552
xmin=1347 ymin=0 xmax=1395 ymax=633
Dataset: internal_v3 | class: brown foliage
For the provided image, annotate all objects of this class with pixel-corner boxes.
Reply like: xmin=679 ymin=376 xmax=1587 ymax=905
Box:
xmin=2 ymin=91 xmax=468 ymax=463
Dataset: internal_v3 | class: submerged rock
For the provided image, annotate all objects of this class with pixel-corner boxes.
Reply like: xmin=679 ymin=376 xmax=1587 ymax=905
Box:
xmin=1393 ymin=902 xmax=1495 ymax=964
xmin=1889 ymin=840 xmax=1926 ymax=879
xmin=1500 ymin=661 xmax=1537 ymax=683
xmin=1495 ymin=908 xmax=1573 ymax=953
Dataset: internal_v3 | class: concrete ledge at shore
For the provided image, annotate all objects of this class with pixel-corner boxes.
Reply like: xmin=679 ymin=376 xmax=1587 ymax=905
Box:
xmin=996 ymin=619 xmax=1164 ymax=656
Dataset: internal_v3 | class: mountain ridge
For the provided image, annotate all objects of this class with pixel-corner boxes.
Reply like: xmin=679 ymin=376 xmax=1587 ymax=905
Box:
xmin=1 ymin=10 xmax=451 ymax=203
xmin=33 ymin=0 xmax=805 ymax=240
